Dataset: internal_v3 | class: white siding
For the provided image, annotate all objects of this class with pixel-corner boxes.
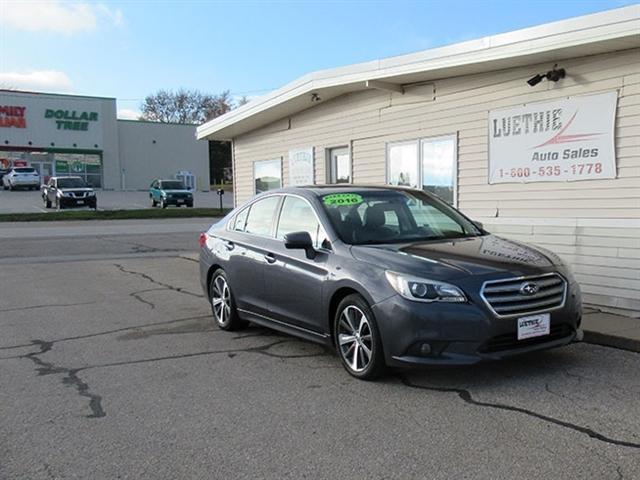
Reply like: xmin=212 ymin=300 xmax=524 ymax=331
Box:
xmin=233 ymin=48 xmax=640 ymax=316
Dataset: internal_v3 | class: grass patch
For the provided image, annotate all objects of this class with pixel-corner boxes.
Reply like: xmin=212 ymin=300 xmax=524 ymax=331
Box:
xmin=0 ymin=208 xmax=231 ymax=223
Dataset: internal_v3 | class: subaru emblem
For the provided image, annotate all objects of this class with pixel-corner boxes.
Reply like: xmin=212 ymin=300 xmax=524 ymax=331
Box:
xmin=519 ymin=282 xmax=539 ymax=296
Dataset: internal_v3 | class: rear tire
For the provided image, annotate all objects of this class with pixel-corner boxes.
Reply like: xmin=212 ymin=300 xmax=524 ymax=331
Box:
xmin=209 ymin=269 xmax=247 ymax=331
xmin=334 ymin=294 xmax=387 ymax=380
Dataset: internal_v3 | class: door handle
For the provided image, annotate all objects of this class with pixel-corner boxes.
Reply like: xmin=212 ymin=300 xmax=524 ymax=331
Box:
xmin=264 ymin=253 xmax=276 ymax=264
xmin=223 ymin=240 xmax=235 ymax=251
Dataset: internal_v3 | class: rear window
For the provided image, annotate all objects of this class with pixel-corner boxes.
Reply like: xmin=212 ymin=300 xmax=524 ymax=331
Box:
xmin=15 ymin=168 xmax=36 ymax=173
xmin=160 ymin=181 xmax=185 ymax=190
xmin=244 ymin=196 xmax=280 ymax=236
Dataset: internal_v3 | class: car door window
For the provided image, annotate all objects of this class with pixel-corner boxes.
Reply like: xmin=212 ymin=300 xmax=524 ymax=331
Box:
xmin=276 ymin=196 xmax=327 ymax=248
xmin=233 ymin=206 xmax=250 ymax=232
xmin=244 ymin=196 xmax=280 ymax=236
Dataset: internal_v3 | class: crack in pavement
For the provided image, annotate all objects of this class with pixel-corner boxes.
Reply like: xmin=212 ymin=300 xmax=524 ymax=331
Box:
xmin=113 ymin=263 xmax=203 ymax=298
xmin=22 ymin=340 xmax=105 ymax=418
xmin=0 ymin=301 xmax=95 ymax=314
xmin=0 ymin=314 xmax=214 ymax=352
xmin=3 ymin=315 xmax=323 ymax=419
xmin=129 ymin=287 xmax=167 ymax=310
xmin=399 ymin=374 xmax=640 ymax=449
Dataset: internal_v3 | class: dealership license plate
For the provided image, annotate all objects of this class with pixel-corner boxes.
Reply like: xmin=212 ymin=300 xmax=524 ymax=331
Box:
xmin=77 ymin=200 xmax=84 ymax=205
xmin=517 ymin=313 xmax=550 ymax=340
xmin=177 ymin=199 xmax=184 ymax=203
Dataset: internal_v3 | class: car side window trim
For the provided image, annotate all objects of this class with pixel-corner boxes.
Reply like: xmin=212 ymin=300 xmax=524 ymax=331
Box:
xmin=274 ymin=194 xmax=331 ymax=250
xmin=229 ymin=194 xmax=283 ymax=239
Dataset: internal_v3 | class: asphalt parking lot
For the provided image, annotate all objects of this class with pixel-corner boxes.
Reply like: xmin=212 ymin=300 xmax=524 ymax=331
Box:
xmin=0 ymin=188 xmax=234 ymax=214
xmin=1 ymin=219 xmax=639 ymax=479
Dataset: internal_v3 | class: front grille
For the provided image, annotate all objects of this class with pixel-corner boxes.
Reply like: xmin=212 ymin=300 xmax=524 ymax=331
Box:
xmin=479 ymin=323 xmax=574 ymax=353
xmin=70 ymin=191 xmax=87 ymax=198
xmin=481 ymin=273 xmax=566 ymax=317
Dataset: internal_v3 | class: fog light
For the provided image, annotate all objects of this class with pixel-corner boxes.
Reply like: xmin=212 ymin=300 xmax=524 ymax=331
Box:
xmin=420 ymin=343 xmax=432 ymax=355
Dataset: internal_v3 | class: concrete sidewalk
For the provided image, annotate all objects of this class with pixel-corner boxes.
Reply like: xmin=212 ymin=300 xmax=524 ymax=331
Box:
xmin=582 ymin=308 xmax=640 ymax=353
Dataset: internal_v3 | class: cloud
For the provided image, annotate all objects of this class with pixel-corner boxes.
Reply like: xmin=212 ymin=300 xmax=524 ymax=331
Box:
xmin=0 ymin=0 xmax=123 ymax=34
xmin=0 ymin=70 xmax=73 ymax=91
xmin=117 ymin=108 xmax=141 ymax=120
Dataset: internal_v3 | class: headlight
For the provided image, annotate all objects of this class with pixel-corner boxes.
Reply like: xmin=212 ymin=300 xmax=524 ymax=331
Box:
xmin=87 ymin=191 xmax=95 ymax=196
xmin=385 ymin=271 xmax=466 ymax=303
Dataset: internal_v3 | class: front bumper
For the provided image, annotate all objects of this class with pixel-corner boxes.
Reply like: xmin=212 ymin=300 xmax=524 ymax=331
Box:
xmin=164 ymin=197 xmax=193 ymax=206
xmin=372 ymin=281 xmax=582 ymax=367
xmin=59 ymin=196 xmax=97 ymax=208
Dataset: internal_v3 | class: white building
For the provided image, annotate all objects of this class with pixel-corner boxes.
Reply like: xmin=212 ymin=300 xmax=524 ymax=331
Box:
xmin=0 ymin=90 xmax=209 ymax=190
xmin=197 ymin=6 xmax=640 ymax=316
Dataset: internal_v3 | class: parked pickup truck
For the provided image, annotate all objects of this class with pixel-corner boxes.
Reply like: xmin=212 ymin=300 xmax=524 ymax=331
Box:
xmin=42 ymin=176 xmax=97 ymax=210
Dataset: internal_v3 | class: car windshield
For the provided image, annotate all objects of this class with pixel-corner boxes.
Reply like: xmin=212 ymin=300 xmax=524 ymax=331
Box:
xmin=320 ymin=189 xmax=482 ymax=245
xmin=57 ymin=177 xmax=87 ymax=188
xmin=160 ymin=181 xmax=185 ymax=190
xmin=15 ymin=168 xmax=36 ymax=173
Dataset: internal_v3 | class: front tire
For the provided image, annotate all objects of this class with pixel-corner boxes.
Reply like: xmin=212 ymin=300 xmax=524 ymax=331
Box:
xmin=161 ymin=199 xmax=167 ymax=209
xmin=334 ymin=294 xmax=386 ymax=380
xmin=209 ymin=269 xmax=247 ymax=331
xmin=151 ymin=196 xmax=157 ymax=207
xmin=44 ymin=196 xmax=51 ymax=208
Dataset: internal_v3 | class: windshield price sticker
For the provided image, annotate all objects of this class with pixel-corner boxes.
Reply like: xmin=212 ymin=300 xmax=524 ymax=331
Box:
xmin=322 ymin=193 xmax=363 ymax=206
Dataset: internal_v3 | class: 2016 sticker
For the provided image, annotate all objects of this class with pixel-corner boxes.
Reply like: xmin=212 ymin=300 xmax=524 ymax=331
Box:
xmin=322 ymin=193 xmax=363 ymax=206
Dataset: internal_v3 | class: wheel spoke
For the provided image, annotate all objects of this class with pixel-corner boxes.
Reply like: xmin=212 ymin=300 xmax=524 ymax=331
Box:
xmin=360 ymin=342 xmax=371 ymax=361
xmin=339 ymin=333 xmax=356 ymax=346
xmin=351 ymin=344 xmax=360 ymax=371
xmin=339 ymin=318 xmax=354 ymax=334
xmin=212 ymin=298 xmax=223 ymax=307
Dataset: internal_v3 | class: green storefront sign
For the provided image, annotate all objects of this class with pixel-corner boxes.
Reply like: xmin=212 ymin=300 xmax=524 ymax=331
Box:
xmin=45 ymin=109 xmax=99 ymax=131
xmin=55 ymin=160 xmax=69 ymax=173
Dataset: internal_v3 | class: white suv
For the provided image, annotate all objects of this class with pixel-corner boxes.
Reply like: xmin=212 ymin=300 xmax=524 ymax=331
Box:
xmin=2 ymin=167 xmax=41 ymax=191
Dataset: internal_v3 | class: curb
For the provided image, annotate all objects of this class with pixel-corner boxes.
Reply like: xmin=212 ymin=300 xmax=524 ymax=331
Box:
xmin=583 ymin=330 xmax=640 ymax=353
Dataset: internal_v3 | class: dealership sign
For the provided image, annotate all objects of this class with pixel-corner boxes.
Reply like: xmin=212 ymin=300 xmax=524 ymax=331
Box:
xmin=489 ymin=91 xmax=617 ymax=183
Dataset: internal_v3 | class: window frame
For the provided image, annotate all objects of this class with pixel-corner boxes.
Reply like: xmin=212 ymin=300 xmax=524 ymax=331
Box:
xmin=253 ymin=158 xmax=283 ymax=195
xmin=274 ymin=194 xmax=329 ymax=249
xmin=385 ymin=133 xmax=458 ymax=207
xmin=326 ymin=146 xmax=351 ymax=184
xmin=241 ymin=194 xmax=283 ymax=238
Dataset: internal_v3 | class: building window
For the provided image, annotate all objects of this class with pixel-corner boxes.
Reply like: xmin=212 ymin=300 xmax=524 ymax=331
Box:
xmin=386 ymin=134 xmax=457 ymax=206
xmin=328 ymin=147 xmax=350 ymax=184
xmin=387 ymin=141 xmax=419 ymax=188
xmin=421 ymin=135 xmax=457 ymax=206
xmin=254 ymin=158 xmax=282 ymax=194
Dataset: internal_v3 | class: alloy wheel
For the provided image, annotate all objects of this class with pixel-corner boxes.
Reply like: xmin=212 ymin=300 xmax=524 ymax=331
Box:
xmin=337 ymin=305 xmax=373 ymax=373
xmin=211 ymin=275 xmax=231 ymax=326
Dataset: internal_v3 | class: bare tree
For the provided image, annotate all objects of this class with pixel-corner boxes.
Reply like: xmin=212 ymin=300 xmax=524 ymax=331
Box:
xmin=140 ymin=88 xmax=234 ymax=124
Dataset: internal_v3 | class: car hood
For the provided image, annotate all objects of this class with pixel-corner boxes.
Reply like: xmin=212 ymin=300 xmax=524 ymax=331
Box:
xmin=350 ymin=235 xmax=558 ymax=281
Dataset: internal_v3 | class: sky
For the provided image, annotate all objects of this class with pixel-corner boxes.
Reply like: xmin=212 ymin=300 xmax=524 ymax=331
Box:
xmin=0 ymin=0 xmax=634 ymax=119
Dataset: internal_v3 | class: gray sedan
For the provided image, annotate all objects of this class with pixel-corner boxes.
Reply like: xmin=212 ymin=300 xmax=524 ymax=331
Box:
xmin=199 ymin=186 xmax=582 ymax=379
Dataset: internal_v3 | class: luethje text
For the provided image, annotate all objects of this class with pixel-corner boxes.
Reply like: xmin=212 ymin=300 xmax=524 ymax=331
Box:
xmin=492 ymin=109 xmax=562 ymax=137
xmin=44 ymin=109 xmax=99 ymax=131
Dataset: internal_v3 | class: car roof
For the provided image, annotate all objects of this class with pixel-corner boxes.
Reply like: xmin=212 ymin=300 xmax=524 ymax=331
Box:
xmin=273 ymin=184 xmax=423 ymax=197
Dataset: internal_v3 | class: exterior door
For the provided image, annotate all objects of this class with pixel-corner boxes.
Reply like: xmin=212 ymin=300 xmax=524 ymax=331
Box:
xmin=262 ymin=195 xmax=330 ymax=333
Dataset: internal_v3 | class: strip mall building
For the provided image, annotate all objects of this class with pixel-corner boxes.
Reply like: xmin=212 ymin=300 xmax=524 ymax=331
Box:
xmin=198 ymin=6 xmax=640 ymax=316
xmin=0 ymin=90 xmax=208 ymax=190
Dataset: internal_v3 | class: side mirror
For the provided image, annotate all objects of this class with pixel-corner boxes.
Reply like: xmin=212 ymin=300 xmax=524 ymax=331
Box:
xmin=473 ymin=220 xmax=484 ymax=231
xmin=284 ymin=231 xmax=316 ymax=259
